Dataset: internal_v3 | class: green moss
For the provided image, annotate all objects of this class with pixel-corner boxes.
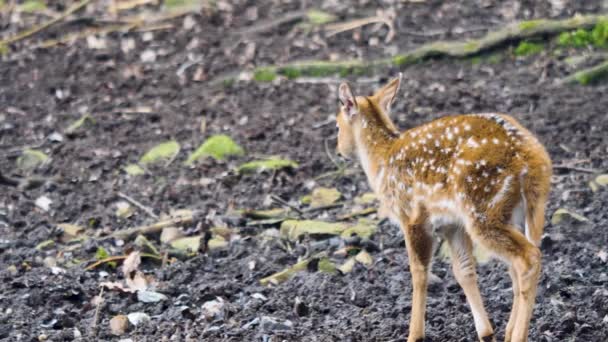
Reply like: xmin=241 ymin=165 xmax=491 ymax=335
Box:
xmin=185 ymin=134 xmax=244 ymax=165
xmin=558 ymin=21 xmax=608 ymax=48
xmin=306 ymin=9 xmax=336 ymax=25
xmin=518 ymin=19 xmax=543 ymax=32
xmin=514 ymin=41 xmax=544 ymax=56
xmin=253 ymin=68 xmax=277 ymax=82
xmin=392 ymin=54 xmax=415 ymax=66
xmin=463 ymin=41 xmax=480 ymax=53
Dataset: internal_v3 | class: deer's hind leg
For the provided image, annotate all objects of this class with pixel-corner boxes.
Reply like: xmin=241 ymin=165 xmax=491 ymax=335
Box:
xmin=444 ymin=226 xmax=495 ymax=342
xmin=470 ymin=222 xmax=541 ymax=342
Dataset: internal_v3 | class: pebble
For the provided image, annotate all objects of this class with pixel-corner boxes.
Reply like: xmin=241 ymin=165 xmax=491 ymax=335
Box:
xmin=127 ymin=312 xmax=150 ymax=326
xmin=110 ymin=315 xmax=129 ymax=336
xmin=259 ymin=316 xmax=293 ymax=332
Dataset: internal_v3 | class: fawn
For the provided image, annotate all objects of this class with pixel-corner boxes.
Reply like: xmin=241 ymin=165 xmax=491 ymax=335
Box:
xmin=335 ymin=74 xmax=551 ymax=342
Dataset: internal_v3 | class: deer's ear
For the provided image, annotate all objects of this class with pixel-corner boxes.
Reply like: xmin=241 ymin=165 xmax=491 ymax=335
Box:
xmin=375 ymin=73 xmax=402 ymax=115
xmin=338 ymin=82 xmax=358 ymax=118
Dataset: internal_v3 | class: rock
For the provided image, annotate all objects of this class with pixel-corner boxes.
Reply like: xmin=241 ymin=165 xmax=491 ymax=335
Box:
xmin=294 ymin=297 xmax=309 ymax=317
xmin=110 ymin=315 xmax=129 ymax=336
xmin=137 ymin=290 xmax=168 ymax=303
xmin=127 ymin=312 xmax=150 ymax=326
xmin=560 ymin=311 xmax=576 ymax=335
xmin=259 ymin=316 xmax=293 ymax=332
xmin=201 ymin=298 xmax=225 ymax=321
xmin=35 ymin=196 xmax=53 ymax=212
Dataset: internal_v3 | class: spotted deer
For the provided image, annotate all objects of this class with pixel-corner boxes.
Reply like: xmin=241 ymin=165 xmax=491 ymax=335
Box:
xmin=335 ymin=74 xmax=551 ymax=342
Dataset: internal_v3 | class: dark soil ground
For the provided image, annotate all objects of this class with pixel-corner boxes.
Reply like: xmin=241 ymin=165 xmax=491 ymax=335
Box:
xmin=1 ymin=0 xmax=608 ymax=341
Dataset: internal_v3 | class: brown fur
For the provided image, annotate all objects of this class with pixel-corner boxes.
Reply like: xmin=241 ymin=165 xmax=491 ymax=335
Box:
xmin=336 ymin=75 xmax=551 ymax=342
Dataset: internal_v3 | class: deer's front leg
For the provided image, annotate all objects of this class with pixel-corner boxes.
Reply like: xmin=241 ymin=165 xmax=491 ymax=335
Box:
xmin=401 ymin=207 xmax=433 ymax=342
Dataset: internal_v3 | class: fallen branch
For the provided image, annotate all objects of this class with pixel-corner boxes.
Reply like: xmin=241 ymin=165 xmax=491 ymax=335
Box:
xmin=553 ymin=165 xmax=600 ymax=174
xmin=103 ymin=211 xmax=201 ymax=241
xmin=213 ymin=14 xmax=608 ymax=84
xmin=0 ymin=0 xmax=93 ymax=46
xmin=325 ymin=15 xmax=395 ymax=42
xmin=559 ymin=59 xmax=608 ymax=85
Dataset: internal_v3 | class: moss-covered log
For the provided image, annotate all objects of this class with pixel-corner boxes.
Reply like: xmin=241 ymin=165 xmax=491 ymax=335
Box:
xmin=213 ymin=14 xmax=608 ymax=84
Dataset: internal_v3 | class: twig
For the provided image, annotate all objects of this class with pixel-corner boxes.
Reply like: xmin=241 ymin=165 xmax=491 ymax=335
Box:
xmin=235 ymin=10 xmax=308 ymax=36
xmin=303 ymin=202 xmax=344 ymax=214
xmin=84 ymin=253 xmax=162 ymax=271
xmin=553 ymin=165 xmax=600 ymax=174
xmin=90 ymin=286 xmax=104 ymax=335
xmin=324 ymin=137 xmax=342 ymax=169
xmin=103 ymin=211 xmax=200 ymax=241
xmin=325 ymin=15 xmax=395 ymax=42
xmin=0 ymin=0 xmax=94 ymax=46
xmin=117 ymin=192 xmax=159 ymax=219
xmin=270 ymin=195 xmax=303 ymax=215
xmin=337 ymin=207 xmax=377 ymax=221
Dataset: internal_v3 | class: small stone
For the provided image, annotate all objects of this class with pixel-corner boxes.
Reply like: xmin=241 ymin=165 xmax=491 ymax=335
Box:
xmin=201 ymin=298 xmax=225 ymax=321
xmin=35 ymin=196 xmax=52 ymax=212
xmin=137 ymin=290 xmax=168 ymax=303
xmin=293 ymin=297 xmax=309 ymax=317
xmin=140 ymin=50 xmax=156 ymax=63
xmin=38 ymin=334 xmax=48 ymax=341
xmin=127 ymin=312 xmax=150 ymax=326
xmin=110 ymin=315 xmax=129 ymax=336
xmin=260 ymin=316 xmax=293 ymax=332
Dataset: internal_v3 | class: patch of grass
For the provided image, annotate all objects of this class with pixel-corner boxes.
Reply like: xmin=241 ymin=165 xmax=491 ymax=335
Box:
xmin=558 ymin=20 xmax=608 ymax=48
xmin=253 ymin=68 xmax=277 ymax=82
xmin=514 ymin=41 xmax=544 ymax=56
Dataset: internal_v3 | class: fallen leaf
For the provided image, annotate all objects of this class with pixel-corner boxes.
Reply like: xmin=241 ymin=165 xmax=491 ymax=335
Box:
xmin=123 ymin=164 xmax=145 ymax=176
xmin=170 ymin=236 xmax=202 ymax=253
xmin=185 ymin=134 xmax=244 ymax=165
xmin=237 ymin=157 xmax=298 ymax=174
xmin=355 ymin=250 xmax=373 ymax=267
xmin=595 ymin=174 xmax=608 ymax=186
xmin=309 ymin=187 xmax=341 ymax=208
xmin=280 ymin=220 xmax=347 ymax=241
xmin=551 ymin=208 xmax=589 ymax=225
xmin=18 ymin=149 xmax=49 ymax=171
xmin=338 ymin=257 xmax=356 ymax=274
xmin=122 ymin=251 xmax=141 ymax=279
xmin=139 ymin=141 xmax=180 ymax=166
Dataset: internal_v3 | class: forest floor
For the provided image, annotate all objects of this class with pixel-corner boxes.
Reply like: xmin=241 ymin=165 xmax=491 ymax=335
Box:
xmin=1 ymin=0 xmax=608 ymax=341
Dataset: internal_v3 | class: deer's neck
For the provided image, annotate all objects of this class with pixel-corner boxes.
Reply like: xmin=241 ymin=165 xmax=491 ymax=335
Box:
xmin=354 ymin=114 xmax=398 ymax=192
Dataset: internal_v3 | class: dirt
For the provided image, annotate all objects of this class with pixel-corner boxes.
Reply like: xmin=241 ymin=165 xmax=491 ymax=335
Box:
xmin=1 ymin=0 xmax=608 ymax=341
